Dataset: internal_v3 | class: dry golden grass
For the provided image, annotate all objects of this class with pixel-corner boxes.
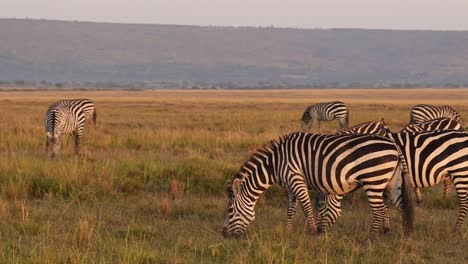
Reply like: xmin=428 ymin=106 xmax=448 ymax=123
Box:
xmin=0 ymin=89 xmax=467 ymax=263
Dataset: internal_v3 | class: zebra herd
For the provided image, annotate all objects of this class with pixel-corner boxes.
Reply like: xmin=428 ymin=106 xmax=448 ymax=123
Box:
xmin=223 ymin=101 xmax=468 ymax=241
xmin=43 ymin=99 xmax=467 ymax=241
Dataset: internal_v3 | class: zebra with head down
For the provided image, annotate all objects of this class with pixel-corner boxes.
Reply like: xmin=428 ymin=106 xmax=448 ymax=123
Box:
xmin=223 ymin=132 xmax=414 ymax=241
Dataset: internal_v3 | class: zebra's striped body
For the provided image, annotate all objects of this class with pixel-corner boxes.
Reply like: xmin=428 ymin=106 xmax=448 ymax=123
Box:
xmin=388 ymin=130 xmax=468 ymax=232
xmin=223 ymin=133 xmax=414 ymax=241
xmin=402 ymin=117 xmax=464 ymax=133
xmin=401 ymin=117 xmax=464 ymax=203
xmin=301 ymin=101 xmax=349 ymax=132
xmin=48 ymin=99 xmax=97 ymax=126
xmin=337 ymin=119 xmax=389 ymax=137
xmin=45 ymin=102 xmax=87 ymax=157
xmin=334 ymin=119 xmax=391 ymax=205
xmin=409 ymin=104 xmax=463 ymax=126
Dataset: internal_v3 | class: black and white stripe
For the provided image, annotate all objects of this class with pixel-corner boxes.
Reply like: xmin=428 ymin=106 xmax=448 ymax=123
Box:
xmin=388 ymin=130 xmax=468 ymax=232
xmin=401 ymin=117 xmax=464 ymax=203
xmin=337 ymin=119 xmax=389 ymax=137
xmin=301 ymin=101 xmax=349 ymax=132
xmin=48 ymin=99 xmax=97 ymax=126
xmin=402 ymin=117 xmax=464 ymax=133
xmin=409 ymin=104 xmax=463 ymax=126
xmin=223 ymin=133 xmax=414 ymax=241
xmin=45 ymin=102 xmax=88 ymax=157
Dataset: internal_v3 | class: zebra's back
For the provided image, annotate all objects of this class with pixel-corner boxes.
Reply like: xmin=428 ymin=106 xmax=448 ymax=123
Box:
xmin=280 ymin=133 xmax=400 ymax=195
xmin=409 ymin=104 xmax=463 ymax=126
xmin=49 ymin=99 xmax=95 ymax=120
xmin=336 ymin=119 xmax=389 ymax=136
xmin=402 ymin=117 xmax=464 ymax=133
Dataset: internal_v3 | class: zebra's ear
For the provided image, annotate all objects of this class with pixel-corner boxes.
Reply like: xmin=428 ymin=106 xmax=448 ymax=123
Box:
xmin=380 ymin=118 xmax=386 ymax=125
xmin=232 ymin=178 xmax=242 ymax=196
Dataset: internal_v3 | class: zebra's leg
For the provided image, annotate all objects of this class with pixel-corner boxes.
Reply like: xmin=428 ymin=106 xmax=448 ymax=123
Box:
xmin=381 ymin=200 xmax=391 ymax=234
xmin=286 ymin=191 xmax=298 ymax=231
xmin=443 ymin=176 xmax=453 ymax=199
xmin=452 ymin=175 xmax=468 ymax=232
xmin=289 ymin=176 xmax=318 ymax=235
xmin=73 ymin=131 xmax=81 ymax=155
xmin=93 ymin=110 xmax=97 ymax=127
xmin=317 ymin=194 xmax=343 ymax=234
xmin=350 ymin=192 xmax=360 ymax=206
xmin=45 ymin=136 xmax=50 ymax=154
xmin=364 ymin=190 xmax=386 ymax=241
xmin=414 ymin=187 xmax=423 ymax=206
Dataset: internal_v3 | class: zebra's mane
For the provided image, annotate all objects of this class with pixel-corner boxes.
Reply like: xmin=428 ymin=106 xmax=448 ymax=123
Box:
xmin=232 ymin=136 xmax=285 ymax=182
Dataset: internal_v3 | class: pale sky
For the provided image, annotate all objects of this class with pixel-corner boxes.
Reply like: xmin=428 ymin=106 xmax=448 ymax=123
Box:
xmin=2 ymin=0 xmax=468 ymax=30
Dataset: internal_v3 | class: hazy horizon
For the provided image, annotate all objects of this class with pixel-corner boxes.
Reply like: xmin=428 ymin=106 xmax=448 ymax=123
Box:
xmin=2 ymin=0 xmax=468 ymax=31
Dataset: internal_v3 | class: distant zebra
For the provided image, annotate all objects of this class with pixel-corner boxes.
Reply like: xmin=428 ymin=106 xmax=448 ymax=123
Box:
xmin=401 ymin=118 xmax=464 ymax=204
xmin=48 ymin=99 xmax=97 ymax=126
xmin=45 ymin=103 xmax=87 ymax=157
xmin=409 ymin=104 xmax=464 ymax=126
xmin=301 ymin=101 xmax=349 ymax=132
xmin=223 ymin=133 xmax=414 ymax=241
xmin=388 ymin=130 xmax=468 ymax=232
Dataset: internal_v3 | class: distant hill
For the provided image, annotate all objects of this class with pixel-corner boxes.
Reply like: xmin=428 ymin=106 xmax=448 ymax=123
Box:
xmin=1 ymin=18 xmax=468 ymax=88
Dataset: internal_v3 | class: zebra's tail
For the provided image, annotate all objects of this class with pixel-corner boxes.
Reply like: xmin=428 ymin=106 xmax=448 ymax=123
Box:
xmin=93 ymin=109 xmax=97 ymax=126
xmin=398 ymin=152 xmax=415 ymax=237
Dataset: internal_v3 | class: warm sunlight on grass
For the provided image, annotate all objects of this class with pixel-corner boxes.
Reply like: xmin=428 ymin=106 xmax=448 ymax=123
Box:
xmin=0 ymin=89 xmax=466 ymax=263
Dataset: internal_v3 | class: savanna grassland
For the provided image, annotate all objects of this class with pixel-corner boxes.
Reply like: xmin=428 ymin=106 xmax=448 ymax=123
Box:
xmin=0 ymin=89 xmax=467 ymax=263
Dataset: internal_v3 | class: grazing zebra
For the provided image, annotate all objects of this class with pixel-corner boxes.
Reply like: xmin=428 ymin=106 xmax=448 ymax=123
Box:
xmin=223 ymin=133 xmax=414 ymax=241
xmin=388 ymin=130 xmax=468 ymax=232
xmin=48 ymin=99 xmax=97 ymax=126
xmin=45 ymin=103 xmax=87 ymax=157
xmin=301 ymin=101 xmax=349 ymax=132
xmin=401 ymin=117 xmax=464 ymax=204
xmin=409 ymin=104 xmax=464 ymax=126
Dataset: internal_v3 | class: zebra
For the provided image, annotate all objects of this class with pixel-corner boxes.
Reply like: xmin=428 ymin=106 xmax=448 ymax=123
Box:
xmin=401 ymin=117 xmax=464 ymax=204
xmin=48 ymin=99 xmax=97 ymax=126
xmin=337 ymin=118 xmax=390 ymax=137
xmin=335 ymin=119 xmax=391 ymax=204
xmin=402 ymin=117 xmax=464 ymax=133
xmin=409 ymin=104 xmax=464 ymax=126
xmin=223 ymin=133 xmax=414 ymax=241
xmin=301 ymin=101 xmax=349 ymax=132
xmin=45 ymin=103 xmax=87 ymax=157
xmin=387 ymin=130 xmax=468 ymax=232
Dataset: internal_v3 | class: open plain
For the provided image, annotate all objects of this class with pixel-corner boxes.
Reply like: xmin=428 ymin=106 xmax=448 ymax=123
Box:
xmin=0 ymin=89 xmax=467 ymax=263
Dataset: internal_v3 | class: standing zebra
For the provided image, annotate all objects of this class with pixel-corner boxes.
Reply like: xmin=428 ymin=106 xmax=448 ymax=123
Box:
xmin=409 ymin=104 xmax=464 ymax=126
xmin=45 ymin=103 xmax=87 ymax=157
xmin=301 ymin=101 xmax=349 ymax=132
xmin=388 ymin=130 xmax=468 ymax=232
xmin=223 ymin=133 xmax=414 ymax=241
xmin=48 ymin=99 xmax=97 ymax=126
xmin=401 ymin=118 xmax=464 ymax=204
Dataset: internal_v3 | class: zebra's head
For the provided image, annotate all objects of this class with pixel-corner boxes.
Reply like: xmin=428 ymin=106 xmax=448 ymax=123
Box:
xmin=46 ymin=131 xmax=61 ymax=152
xmin=223 ymin=177 xmax=256 ymax=238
